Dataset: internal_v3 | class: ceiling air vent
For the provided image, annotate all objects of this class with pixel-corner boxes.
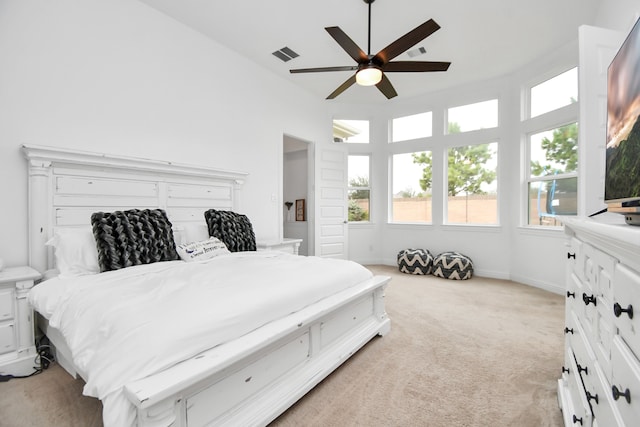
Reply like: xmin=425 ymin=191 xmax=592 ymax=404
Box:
xmin=407 ymin=46 xmax=426 ymax=58
xmin=272 ymin=46 xmax=299 ymax=62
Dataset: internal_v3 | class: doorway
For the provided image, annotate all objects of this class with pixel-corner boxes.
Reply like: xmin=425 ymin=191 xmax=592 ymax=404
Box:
xmin=283 ymin=134 xmax=313 ymax=255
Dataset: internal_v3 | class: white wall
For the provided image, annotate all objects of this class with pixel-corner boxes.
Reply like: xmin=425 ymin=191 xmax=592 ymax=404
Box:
xmin=0 ymin=0 xmax=331 ymax=268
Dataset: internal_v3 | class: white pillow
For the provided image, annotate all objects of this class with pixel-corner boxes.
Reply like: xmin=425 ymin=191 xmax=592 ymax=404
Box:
xmin=182 ymin=223 xmax=210 ymax=244
xmin=176 ymin=237 xmax=230 ymax=262
xmin=46 ymin=228 xmax=100 ymax=277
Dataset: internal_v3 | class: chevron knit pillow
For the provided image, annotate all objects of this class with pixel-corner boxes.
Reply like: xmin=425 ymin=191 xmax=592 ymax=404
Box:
xmin=91 ymin=208 xmax=179 ymax=272
xmin=204 ymin=209 xmax=257 ymax=252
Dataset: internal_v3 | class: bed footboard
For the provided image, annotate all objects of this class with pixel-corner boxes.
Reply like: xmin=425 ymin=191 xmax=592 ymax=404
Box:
xmin=125 ymin=275 xmax=390 ymax=427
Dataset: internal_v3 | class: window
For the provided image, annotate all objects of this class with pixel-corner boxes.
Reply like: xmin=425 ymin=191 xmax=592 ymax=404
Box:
xmin=447 ymin=99 xmax=498 ymax=134
xmin=444 ymin=142 xmax=498 ymax=224
xmin=333 ymin=119 xmax=369 ymax=143
xmin=527 ymin=124 xmax=578 ymax=226
xmin=391 ymin=152 xmax=432 ymax=223
xmin=348 ymin=155 xmax=370 ymax=222
xmin=530 ymin=68 xmax=577 ymax=118
xmin=391 ymin=112 xmax=432 ymax=142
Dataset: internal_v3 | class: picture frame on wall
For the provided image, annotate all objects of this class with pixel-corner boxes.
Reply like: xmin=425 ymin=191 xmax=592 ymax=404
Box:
xmin=296 ymin=199 xmax=305 ymax=221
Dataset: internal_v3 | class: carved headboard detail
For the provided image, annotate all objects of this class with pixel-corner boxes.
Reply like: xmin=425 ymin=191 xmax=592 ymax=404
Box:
xmin=23 ymin=144 xmax=248 ymax=272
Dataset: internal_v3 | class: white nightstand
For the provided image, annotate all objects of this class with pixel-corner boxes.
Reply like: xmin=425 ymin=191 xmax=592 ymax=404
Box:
xmin=0 ymin=266 xmax=41 ymax=376
xmin=256 ymin=238 xmax=303 ymax=255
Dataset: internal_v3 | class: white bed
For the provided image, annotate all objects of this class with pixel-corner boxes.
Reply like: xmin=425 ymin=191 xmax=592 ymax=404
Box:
xmin=23 ymin=145 xmax=391 ymax=427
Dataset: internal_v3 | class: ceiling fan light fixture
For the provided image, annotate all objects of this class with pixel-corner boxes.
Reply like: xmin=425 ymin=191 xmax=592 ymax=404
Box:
xmin=356 ymin=66 xmax=382 ymax=86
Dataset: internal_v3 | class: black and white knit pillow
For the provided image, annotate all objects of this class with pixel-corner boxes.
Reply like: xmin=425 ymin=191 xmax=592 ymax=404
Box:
xmin=91 ymin=208 xmax=179 ymax=272
xmin=203 ymin=209 xmax=256 ymax=252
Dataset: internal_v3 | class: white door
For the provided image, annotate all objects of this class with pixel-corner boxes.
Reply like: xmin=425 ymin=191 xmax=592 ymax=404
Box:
xmin=315 ymin=144 xmax=348 ymax=259
xmin=578 ymin=25 xmax=624 ymax=216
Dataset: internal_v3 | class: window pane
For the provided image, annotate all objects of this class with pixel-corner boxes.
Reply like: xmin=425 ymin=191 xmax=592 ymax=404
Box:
xmin=446 ymin=142 xmax=498 ymax=224
xmin=529 ymin=123 xmax=578 ymax=177
xmin=349 ymin=190 xmax=370 ymax=221
xmin=348 ymin=155 xmax=370 ymax=222
xmin=391 ymin=112 xmax=432 ymax=142
xmin=392 ymin=152 xmax=432 ymax=223
xmin=531 ymin=68 xmax=577 ymax=118
xmin=528 ymin=177 xmax=577 ymax=226
xmin=447 ymin=99 xmax=498 ymax=133
xmin=333 ymin=119 xmax=369 ymax=143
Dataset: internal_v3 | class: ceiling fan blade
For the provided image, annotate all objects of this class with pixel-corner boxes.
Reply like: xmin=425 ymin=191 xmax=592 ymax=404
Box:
xmin=327 ymin=74 xmax=357 ymax=99
xmin=373 ymin=19 xmax=441 ymax=64
xmin=376 ymin=74 xmax=398 ymax=99
xmin=290 ymin=65 xmax=358 ymax=74
xmin=383 ymin=61 xmax=451 ymax=72
xmin=325 ymin=27 xmax=369 ymax=63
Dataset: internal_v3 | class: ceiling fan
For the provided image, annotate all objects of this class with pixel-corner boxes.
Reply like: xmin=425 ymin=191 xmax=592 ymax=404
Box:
xmin=290 ymin=0 xmax=451 ymax=100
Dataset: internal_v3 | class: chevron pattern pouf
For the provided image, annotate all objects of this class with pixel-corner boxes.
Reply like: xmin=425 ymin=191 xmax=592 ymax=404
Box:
xmin=432 ymin=251 xmax=474 ymax=280
xmin=397 ymin=248 xmax=434 ymax=275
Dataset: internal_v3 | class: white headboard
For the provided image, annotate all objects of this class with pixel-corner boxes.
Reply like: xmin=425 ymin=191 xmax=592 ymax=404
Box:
xmin=23 ymin=144 xmax=248 ymax=273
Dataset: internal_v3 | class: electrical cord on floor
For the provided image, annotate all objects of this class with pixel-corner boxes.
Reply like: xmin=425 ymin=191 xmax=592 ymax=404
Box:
xmin=0 ymin=336 xmax=55 ymax=382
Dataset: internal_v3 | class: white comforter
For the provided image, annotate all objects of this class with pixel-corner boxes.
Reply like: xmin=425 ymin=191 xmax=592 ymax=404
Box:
xmin=28 ymin=251 xmax=372 ymax=427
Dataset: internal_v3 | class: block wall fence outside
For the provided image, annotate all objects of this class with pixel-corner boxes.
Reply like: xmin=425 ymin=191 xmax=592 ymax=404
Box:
xmin=353 ymin=196 xmax=550 ymax=225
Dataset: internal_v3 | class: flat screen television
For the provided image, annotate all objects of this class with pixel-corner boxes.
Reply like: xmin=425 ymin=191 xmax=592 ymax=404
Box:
xmin=605 ymin=16 xmax=640 ymax=225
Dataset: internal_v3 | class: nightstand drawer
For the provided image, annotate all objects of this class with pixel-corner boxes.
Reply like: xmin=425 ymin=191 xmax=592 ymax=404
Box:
xmin=0 ymin=323 xmax=17 ymax=355
xmin=0 ymin=289 xmax=14 ymax=321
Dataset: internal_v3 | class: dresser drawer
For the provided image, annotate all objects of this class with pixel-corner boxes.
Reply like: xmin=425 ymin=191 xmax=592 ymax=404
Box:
xmin=567 ymin=237 xmax=585 ymax=282
xmin=582 ymin=243 xmax=617 ymax=303
xmin=569 ymin=312 xmax=596 ymax=382
xmin=581 ymin=357 xmax=625 ymax=426
xmin=612 ymin=263 xmax=640 ymax=359
xmin=566 ymin=347 xmax=593 ymax=427
xmin=0 ymin=289 xmax=14 ymax=321
xmin=610 ymin=336 xmax=640 ymax=425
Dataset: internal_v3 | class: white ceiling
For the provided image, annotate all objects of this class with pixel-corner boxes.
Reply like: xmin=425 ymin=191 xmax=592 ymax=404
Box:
xmin=138 ymin=0 xmax=602 ymax=104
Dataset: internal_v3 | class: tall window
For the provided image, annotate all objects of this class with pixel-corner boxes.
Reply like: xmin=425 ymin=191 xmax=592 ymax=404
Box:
xmin=527 ymin=124 xmax=578 ymax=226
xmin=440 ymin=142 xmax=499 ymax=224
xmin=391 ymin=152 xmax=432 ymax=223
xmin=530 ymin=68 xmax=578 ymax=118
xmin=447 ymin=99 xmax=498 ymax=133
xmin=348 ymin=155 xmax=370 ymax=222
xmin=333 ymin=119 xmax=369 ymax=143
xmin=391 ymin=112 xmax=432 ymax=142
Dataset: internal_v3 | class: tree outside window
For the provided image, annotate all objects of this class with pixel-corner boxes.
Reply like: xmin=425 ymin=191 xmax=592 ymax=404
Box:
xmin=413 ymin=140 xmax=498 ymax=224
xmin=348 ymin=155 xmax=370 ymax=222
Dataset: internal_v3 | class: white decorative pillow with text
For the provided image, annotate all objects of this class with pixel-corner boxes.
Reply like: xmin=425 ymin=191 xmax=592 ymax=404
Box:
xmin=176 ymin=237 xmax=230 ymax=262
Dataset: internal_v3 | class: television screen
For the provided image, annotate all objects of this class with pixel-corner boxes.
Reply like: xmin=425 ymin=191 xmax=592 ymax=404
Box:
xmin=605 ymin=16 xmax=640 ymax=204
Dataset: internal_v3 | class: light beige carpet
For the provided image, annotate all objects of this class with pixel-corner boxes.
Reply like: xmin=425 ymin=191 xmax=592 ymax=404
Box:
xmin=0 ymin=265 xmax=565 ymax=427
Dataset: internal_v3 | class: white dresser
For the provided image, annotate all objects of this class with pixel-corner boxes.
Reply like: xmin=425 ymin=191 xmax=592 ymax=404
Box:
xmin=0 ymin=266 xmax=41 ymax=377
xmin=558 ymin=216 xmax=640 ymax=427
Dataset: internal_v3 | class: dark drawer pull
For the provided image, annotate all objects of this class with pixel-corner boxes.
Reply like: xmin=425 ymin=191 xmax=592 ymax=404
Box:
xmin=562 ymin=366 xmax=570 ymax=374
xmin=567 ymin=252 xmax=576 ymax=259
xmin=582 ymin=293 xmax=597 ymax=306
xmin=577 ymin=364 xmax=588 ymax=375
xmin=613 ymin=302 xmax=634 ymax=319
xmin=612 ymin=385 xmax=631 ymax=404
xmin=566 ymin=291 xmax=576 ymax=298
xmin=587 ymin=391 xmax=599 ymax=405
xmin=572 ymin=414 xmax=583 ymax=425
xmin=564 ymin=327 xmax=574 ymax=334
